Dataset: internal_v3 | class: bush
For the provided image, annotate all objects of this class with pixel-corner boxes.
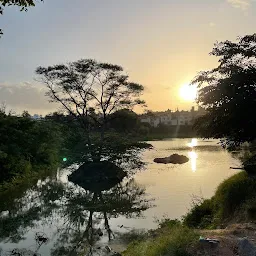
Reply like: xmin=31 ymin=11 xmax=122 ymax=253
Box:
xmin=156 ymin=217 xmax=182 ymax=229
xmin=213 ymin=171 xmax=256 ymax=220
xmin=0 ymin=115 xmax=63 ymax=184
xmin=183 ymin=199 xmax=214 ymax=229
xmin=182 ymin=172 xmax=256 ymax=228
xmin=123 ymin=223 xmax=198 ymax=256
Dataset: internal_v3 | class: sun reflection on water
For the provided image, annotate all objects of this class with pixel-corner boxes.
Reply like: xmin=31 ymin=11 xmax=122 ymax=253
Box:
xmin=188 ymin=138 xmax=198 ymax=148
xmin=187 ymin=139 xmax=198 ymax=172
xmin=188 ymin=150 xmax=198 ymax=172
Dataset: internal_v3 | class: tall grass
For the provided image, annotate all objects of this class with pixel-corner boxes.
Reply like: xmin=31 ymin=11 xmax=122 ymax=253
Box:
xmin=183 ymin=171 xmax=256 ymax=228
xmin=123 ymin=223 xmax=198 ymax=256
xmin=214 ymin=171 xmax=256 ymax=221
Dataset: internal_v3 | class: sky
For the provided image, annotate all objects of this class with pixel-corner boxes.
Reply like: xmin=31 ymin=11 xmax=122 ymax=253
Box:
xmin=0 ymin=0 xmax=256 ymax=115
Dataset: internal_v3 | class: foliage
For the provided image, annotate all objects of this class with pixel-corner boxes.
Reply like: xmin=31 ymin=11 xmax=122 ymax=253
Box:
xmin=108 ymin=110 xmax=197 ymax=140
xmin=36 ymin=59 xmax=145 ymax=161
xmin=109 ymin=109 xmax=139 ymax=133
xmin=183 ymin=199 xmax=214 ymax=229
xmin=116 ymin=229 xmax=147 ymax=244
xmin=0 ymin=113 xmax=63 ymax=184
xmin=182 ymin=171 xmax=256 ymax=229
xmin=35 ymin=60 xmax=144 ymax=128
xmin=156 ymin=217 xmax=182 ymax=229
xmin=213 ymin=171 xmax=256 ymax=221
xmin=123 ymin=222 xmax=198 ymax=256
xmin=192 ymin=34 xmax=256 ymax=148
xmin=0 ymin=0 xmax=43 ymax=36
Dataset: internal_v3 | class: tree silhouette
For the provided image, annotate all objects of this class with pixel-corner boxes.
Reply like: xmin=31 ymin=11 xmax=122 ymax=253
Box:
xmin=36 ymin=59 xmax=145 ymax=160
xmin=192 ymin=34 xmax=256 ymax=148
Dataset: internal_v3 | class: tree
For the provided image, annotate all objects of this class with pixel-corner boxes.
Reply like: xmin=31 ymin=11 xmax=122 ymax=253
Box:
xmin=192 ymin=34 xmax=256 ymax=148
xmin=0 ymin=0 xmax=43 ymax=36
xmin=21 ymin=110 xmax=31 ymax=118
xmin=0 ymin=114 xmax=63 ymax=183
xmin=36 ymin=59 xmax=145 ymax=158
xmin=109 ymin=109 xmax=139 ymax=133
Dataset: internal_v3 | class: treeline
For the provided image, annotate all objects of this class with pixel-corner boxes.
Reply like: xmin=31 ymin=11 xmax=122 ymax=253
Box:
xmin=105 ymin=109 xmax=197 ymax=139
xmin=0 ymin=108 xmax=196 ymax=185
xmin=0 ymin=112 xmax=63 ymax=184
xmin=0 ymin=109 xmax=140 ymax=185
xmin=0 ymin=109 xmax=87 ymax=185
xmin=55 ymin=108 xmax=196 ymax=140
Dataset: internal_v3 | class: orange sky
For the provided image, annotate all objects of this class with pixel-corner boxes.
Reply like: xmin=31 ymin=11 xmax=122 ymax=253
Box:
xmin=0 ymin=0 xmax=255 ymax=114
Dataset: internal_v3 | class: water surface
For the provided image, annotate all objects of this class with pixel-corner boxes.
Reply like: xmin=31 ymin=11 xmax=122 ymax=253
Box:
xmin=0 ymin=138 xmax=240 ymax=255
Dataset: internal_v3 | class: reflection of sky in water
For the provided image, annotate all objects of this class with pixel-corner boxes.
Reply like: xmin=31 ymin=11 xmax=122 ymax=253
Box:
xmin=0 ymin=138 xmax=241 ymax=256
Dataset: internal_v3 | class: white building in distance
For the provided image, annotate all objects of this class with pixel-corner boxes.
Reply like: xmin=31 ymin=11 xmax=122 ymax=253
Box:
xmin=31 ymin=114 xmax=43 ymax=120
xmin=140 ymin=106 xmax=205 ymax=127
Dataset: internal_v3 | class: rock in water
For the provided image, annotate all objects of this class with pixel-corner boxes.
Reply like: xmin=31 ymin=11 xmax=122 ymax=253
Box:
xmin=238 ymin=238 xmax=256 ymax=256
xmin=154 ymin=154 xmax=189 ymax=164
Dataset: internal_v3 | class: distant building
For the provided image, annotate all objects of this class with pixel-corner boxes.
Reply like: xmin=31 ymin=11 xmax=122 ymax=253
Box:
xmin=31 ymin=114 xmax=43 ymax=120
xmin=140 ymin=106 xmax=205 ymax=127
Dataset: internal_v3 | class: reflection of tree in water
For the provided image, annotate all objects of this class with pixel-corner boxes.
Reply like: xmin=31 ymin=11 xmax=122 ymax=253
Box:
xmin=0 ymin=167 xmax=153 ymax=256
xmin=0 ymin=178 xmax=66 ymax=244
xmin=52 ymin=178 xmax=152 ymax=256
xmin=2 ymin=232 xmax=49 ymax=256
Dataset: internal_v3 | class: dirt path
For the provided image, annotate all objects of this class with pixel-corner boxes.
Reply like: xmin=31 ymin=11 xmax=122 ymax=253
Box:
xmin=190 ymin=223 xmax=256 ymax=256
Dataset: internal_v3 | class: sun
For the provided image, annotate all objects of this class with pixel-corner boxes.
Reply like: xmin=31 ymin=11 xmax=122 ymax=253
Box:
xmin=179 ymin=83 xmax=197 ymax=101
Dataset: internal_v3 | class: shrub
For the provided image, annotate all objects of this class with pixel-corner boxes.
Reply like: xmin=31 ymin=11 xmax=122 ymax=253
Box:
xmin=213 ymin=171 xmax=256 ymax=220
xmin=123 ymin=223 xmax=198 ymax=256
xmin=157 ymin=218 xmax=182 ymax=229
xmin=0 ymin=115 xmax=63 ymax=184
xmin=183 ymin=199 xmax=214 ymax=228
xmin=182 ymin=171 xmax=256 ymax=228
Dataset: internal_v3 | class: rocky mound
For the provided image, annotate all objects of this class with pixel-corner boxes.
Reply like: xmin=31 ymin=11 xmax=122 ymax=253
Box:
xmin=154 ymin=154 xmax=189 ymax=164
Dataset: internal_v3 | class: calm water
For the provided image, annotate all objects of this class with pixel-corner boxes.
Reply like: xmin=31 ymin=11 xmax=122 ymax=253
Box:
xmin=0 ymin=139 xmax=240 ymax=255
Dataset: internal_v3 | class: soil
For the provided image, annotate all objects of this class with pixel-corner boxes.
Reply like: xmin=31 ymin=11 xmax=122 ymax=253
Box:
xmin=190 ymin=223 xmax=256 ymax=256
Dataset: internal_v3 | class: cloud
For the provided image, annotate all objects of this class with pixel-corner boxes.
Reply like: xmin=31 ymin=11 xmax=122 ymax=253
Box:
xmin=209 ymin=22 xmax=216 ymax=27
xmin=226 ymin=0 xmax=251 ymax=10
xmin=0 ymin=82 xmax=58 ymax=115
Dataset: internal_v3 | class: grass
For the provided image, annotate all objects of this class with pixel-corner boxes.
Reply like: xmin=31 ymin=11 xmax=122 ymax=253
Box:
xmin=214 ymin=171 xmax=256 ymax=221
xmin=183 ymin=171 xmax=256 ymax=229
xmin=183 ymin=199 xmax=214 ymax=229
xmin=117 ymin=229 xmax=148 ymax=244
xmin=123 ymin=222 xmax=198 ymax=256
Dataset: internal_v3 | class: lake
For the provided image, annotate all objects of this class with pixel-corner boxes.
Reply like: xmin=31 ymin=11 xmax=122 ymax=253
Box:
xmin=0 ymin=138 xmax=241 ymax=255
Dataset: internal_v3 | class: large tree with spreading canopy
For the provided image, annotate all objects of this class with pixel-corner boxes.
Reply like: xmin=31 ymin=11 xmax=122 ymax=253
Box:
xmin=36 ymin=59 xmax=145 ymax=160
xmin=192 ymin=34 xmax=256 ymax=148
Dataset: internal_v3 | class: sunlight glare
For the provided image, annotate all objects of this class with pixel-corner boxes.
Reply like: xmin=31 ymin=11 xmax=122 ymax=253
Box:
xmin=188 ymin=150 xmax=198 ymax=172
xmin=188 ymin=138 xmax=198 ymax=148
xmin=179 ymin=83 xmax=197 ymax=101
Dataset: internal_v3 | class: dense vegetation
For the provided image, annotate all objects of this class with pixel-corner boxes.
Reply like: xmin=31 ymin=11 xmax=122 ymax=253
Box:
xmin=183 ymin=171 xmax=256 ymax=229
xmin=193 ymin=34 xmax=256 ymax=149
xmin=123 ymin=222 xmax=198 ymax=256
xmin=0 ymin=111 xmax=64 ymax=187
